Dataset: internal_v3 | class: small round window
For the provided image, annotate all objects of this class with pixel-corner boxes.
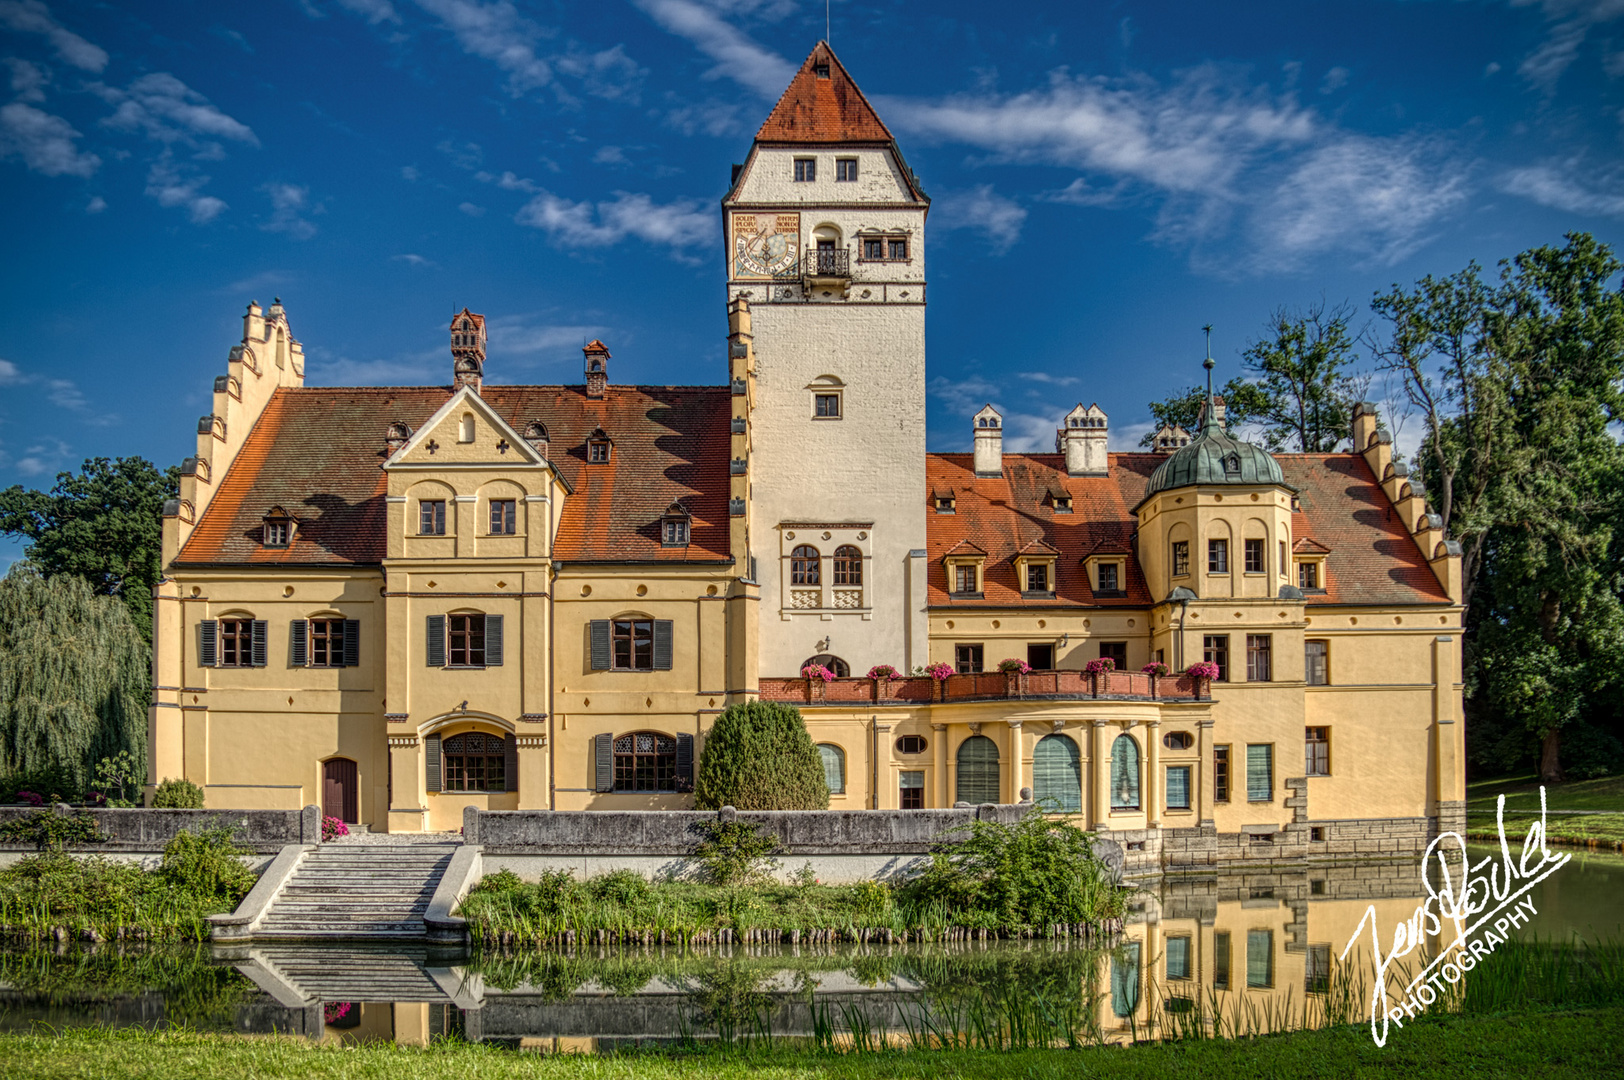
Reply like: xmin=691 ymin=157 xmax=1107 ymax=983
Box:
xmin=895 ymin=735 xmax=927 ymax=755
xmin=1163 ymin=731 xmax=1194 ymax=751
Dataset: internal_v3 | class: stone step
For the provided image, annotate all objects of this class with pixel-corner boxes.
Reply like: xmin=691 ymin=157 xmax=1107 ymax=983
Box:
xmin=258 ymin=919 xmax=427 ymax=931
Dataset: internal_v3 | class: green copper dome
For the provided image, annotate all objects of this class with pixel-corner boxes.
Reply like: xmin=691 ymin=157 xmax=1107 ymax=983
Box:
xmin=1143 ymin=398 xmax=1286 ymax=500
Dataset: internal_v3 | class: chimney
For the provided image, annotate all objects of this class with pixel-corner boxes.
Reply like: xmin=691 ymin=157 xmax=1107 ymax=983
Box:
xmin=384 ymin=421 xmax=411 ymax=457
xmin=450 ymin=308 xmax=487 ymax=394
xmin=1057 ymin=403 xmax=1109 ymax=477
xmin=972 ymin=405 xmax=1003 ymax=477
xmin=583 ymin=339 xmax=610 ymax=399
xmin=522 ymin=420 xmax=549 ymax=459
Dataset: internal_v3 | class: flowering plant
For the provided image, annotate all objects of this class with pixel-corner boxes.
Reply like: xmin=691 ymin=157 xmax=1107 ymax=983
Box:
xmin=925 ymin=662 xmax=954 ymax=682
xmin=1141 ymin=662 xmax=1170 ymax=677
xmin=323 ymin=1001 xmax=352 ymax=1025
xmin=1186 ymin=661 xmax=1221 ymax=681
xmin=1084 ymin=657 xmax=1116 ymax=675
xmin=14 ymin=790 xmax=43 ymax=807
xmin=866 ymin=664 xmax=901 ymax=680
xmin=997 ymin=658 xmax=1031 ymax=674
xmin=321 ymin=815 xmax=349 ymax=841
xmin=801 ymin=664 xmax=836 ymax=682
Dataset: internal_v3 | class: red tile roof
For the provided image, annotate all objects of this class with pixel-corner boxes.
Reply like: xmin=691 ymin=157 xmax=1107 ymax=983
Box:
xmin=176 ymin=385 xmax=732 ymax=567
xmin=755 ymin=42 xmax=894 ymax=144
xmin=926 ymin=450 xmax=1450 ymax=608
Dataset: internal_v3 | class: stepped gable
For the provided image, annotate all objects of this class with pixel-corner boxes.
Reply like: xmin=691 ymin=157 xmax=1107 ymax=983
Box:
xmin=176 ymin=384 xmax=732 ymax=567
xmin=755 ymin=41 xmax=894 ymax=143
xmin=1279 ymin=453 xmax=1450 ymax=606
xmin=925 ymin=452 xmax=1157 ymax=607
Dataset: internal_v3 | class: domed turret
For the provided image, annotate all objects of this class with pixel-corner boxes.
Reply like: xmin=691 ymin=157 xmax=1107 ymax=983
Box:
xmin=1144 ymin=335 xmax=1284 ymax=498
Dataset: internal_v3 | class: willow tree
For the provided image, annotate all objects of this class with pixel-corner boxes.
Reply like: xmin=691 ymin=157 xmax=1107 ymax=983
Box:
xmin=0 ymin=564 xmax=149 ymax=795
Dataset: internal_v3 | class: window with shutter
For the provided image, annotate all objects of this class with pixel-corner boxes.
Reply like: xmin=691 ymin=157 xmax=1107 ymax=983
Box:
xmin=199 ymin=620 xmax=218 ymax=667
xmin=1166 ymin=936 xmax=1192 ymax=981
xmin=1246 ymin=743 xmax=1273 ymax=801
xmin=955 ymin=735 xmax=1000 ymax=805
xmin=589 ymin=620 xmax=612 ymax=670
xmin=1247 ymin=930 xmax=1274 ymax=988
xmin=505 ymin=734 xmax=518 ymax=795
xmin=593 ymin=732 xmax=614 ymax=792
xmin=1110 ymin=735 xmax=1140 ymax=809
xmin=251 ymin=620 xmax=268 ymax=667
xmin=425 ymin=734 xmax=441 ymax=793
xmin=343 ymin=619 xmax=360 ymax=667
xmin=1032 ymin=734 xmax=1081 ymax=812
xmin=308 ymin=619 xmax=344 ymax=667
xmin=290 ymin=620 xmax=308 ymax=666
xmin=817 ymin=743 xmax=845 ymax=794
xmin=1165 ymin=765 xmax=1192 ymax=810
xmin=653 ymin=620 xmax=673 ymax=670
xmin=676 ymin=733 xmax=694 ymax=792
xmin=485 ymin=614 xmax=504 ymax=666
xmin=427 ymin=615 xmax=446 ymax=667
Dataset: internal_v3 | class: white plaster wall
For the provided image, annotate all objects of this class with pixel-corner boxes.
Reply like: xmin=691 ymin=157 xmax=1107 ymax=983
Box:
xmin=733 ymin=147 xmax=915 ymax=206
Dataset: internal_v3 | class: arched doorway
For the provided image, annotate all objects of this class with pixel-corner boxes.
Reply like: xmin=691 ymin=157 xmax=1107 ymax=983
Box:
xmin=323 ymin=757 xmax=358 ymax=823
xmin=956 ymin=734 xmax=1000 ymax=805
xmin=1033 ymin=734 xmax=1081 ymax=812
xmin=800 ymin=653 xmax=849 ymax=677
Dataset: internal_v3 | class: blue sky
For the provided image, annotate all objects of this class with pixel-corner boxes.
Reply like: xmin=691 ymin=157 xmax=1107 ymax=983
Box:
xmin=2 ymin=0 xmax=1623 ymax=566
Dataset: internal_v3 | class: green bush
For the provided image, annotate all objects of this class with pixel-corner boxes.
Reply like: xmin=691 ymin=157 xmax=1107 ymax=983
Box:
xmin=587 ymin=868 xmax=651 ymax=905
xmin=152 ymin=777 xmax=204 ymax=808
xmin=693 ymin=701 xmax=829 ymax=811
xmin=160 ymin=826 xmax=255 ymax=904
xmin=0 ymin=764 xmax=80 ymax=805
xmin=692 ymin=819 xmax=781 ymax=886
xmin=0 ymin=808 xmax=104 ymax=851
xmin=900 ymin=814 xmax=1124 ymax=930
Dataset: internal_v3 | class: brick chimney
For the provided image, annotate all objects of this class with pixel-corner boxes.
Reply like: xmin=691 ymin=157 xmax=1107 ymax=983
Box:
xmin=583 ymin=339 xmax=610 ymax=399
xmin=972 ymin=404 xmax=1003 ymax=478
xmin=450 ymin=308 xmax=486 ymax=394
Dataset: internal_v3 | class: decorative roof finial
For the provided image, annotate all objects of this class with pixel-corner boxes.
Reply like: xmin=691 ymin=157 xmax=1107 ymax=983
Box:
xmin=1201 ymin=324 xmax=1219 ymax=432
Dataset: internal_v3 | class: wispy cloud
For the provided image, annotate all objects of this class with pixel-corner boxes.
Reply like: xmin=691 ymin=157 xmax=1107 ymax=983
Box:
xmin=413 ymin=0 xmax=558 ymax=96
xmin=632 ymin=0 xmax=795 ymax=97
xmin=515 ymin=189 xmax=712 ymax=254
xmin=932 ymin=185 xmax=1028 ymax=254
xmin=96 ymin=72 xmax=259 ymax=151
xmin=12 ymin=437 xmax=74 ymax=477
xmin=144 ymin=153 xmax=226 ymax=223
xmin=260 ymin=182 xmax=318 ymax=238
xmin=1511 ymin=0 xmax=1624 ymax=90
xmin=218 ymin=269 xmax=292 ymax=296
xmin=458 ymin=201 xmax=485 ymax=216
xmin=1022 ymin=372 xmax=1081 ymax=387
xmin=484 ymin=313 xmax=605 ymax=359
xmin=0 ymin=0 xmax=108 ymax=72
xmin=339 ymin=0 xmax=400 ymax=24
xmin=393 ymin=252 xmax=436 ymax=266
xmin=0 ymin=358 xmax=21 ymax=384
xmin=0 ymin=102 xmax=99 ymax=176
xmin=5 ymin=57 xmax=47 ymax=102
xmin=1502 ymin=162 xmax=1624 ymax=215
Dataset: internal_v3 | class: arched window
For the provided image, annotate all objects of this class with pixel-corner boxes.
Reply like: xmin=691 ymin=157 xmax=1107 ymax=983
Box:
xmin=459 ymin=413 xmax=475 ymax=443
xmin=956 ymin=734 xmax=1000 ymax=805
xmin=1110 ymin=735 xmax=1141 ymax=810
xmin=791 ymin=544 xmax=821 ymax=586
xmin=817 ymin=743 xmax=845 ymax=794
xmin=1033 ymin=734 xmax=1081 ymax=813
xmin=801 ymin=653 xmax=849 ymax=677
xmin=833 ymin=545 xmax=863 ymax=586
xmin=443 ymin=732 xmax=508 ymax=792
xmin=613 ymin=732 xmax=677 ymax=792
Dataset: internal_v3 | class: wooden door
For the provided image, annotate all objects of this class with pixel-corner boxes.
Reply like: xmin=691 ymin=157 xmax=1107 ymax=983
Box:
xmin=323 ymin=758 xmax=358 ymax=823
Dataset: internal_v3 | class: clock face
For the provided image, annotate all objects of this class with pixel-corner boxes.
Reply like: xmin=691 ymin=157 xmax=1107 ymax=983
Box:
xmin=732 ymin=212 xmax=800 ymax=279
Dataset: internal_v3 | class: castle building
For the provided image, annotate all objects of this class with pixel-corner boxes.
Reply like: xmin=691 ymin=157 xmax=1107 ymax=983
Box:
xmin=149 ymin=44 xmax=1464 ymax=865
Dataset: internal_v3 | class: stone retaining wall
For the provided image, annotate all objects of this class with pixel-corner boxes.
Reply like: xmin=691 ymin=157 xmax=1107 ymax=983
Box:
xmin=0 ymin=805 xmax=318 ymax=855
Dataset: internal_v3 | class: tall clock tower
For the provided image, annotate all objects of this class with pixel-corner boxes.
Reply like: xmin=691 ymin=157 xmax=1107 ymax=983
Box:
xmin=723 ymin=42 xmax=931 ymax=678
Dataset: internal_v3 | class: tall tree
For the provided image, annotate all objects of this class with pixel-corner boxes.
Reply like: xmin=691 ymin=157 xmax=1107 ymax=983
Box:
xmin=0 ymin=457 xmax=179 ymax=642
xmin=0 ymin=565 xmax=150 ymax=795
xmin=1239 ymin=301 xmax=1366 ymax=452
xmin=1138 ymin=381 xmax=1273 ymax=447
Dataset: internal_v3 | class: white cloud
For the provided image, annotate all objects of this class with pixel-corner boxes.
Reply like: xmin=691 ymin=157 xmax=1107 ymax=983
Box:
xmin=1319 ymin=67 xmax=1349 ymax=94
xmin=0 ymin=101 xmax=98 ymax=175
xmin=458 ymin=201 xmax=485 ymax=216
xmin=413 ymin=0 xmax=557 ymax=96
xmin=13 ymin=438 xmax=73 ymax=476
xmin=84 ymin=194 xmax=104 ymax=213
xmin=926 ymin=374 xmax=1070 ymax=453
xmin=476 ymin=168 xmax=539 ymax=192
xmin=338 ymin=0 xmax=400 ymax=23
xmin=98 ymin=72 xmax=259 ymax=150
xmin=594 ymin=144 xmax=628 ymax=165
xmin=1511 ymin=0 xmax=1624 ymax=89
xmin=632 ymin=0 xmax=795 ymax=96
xmin=554 ymin=43 xmax=645 ymax=103
xmin=260 ymin=182 xmax=318 ymax=238
xmin=1502 ymin=163 xmax=1624 ymax=215
xmin=400 ymin=164 xmax=419 ymax=181
xmin=515 ymin=189 xmax=712 ymax=254
xmin=0 ymin=0 xmax=107 ymax=72
xmin=1250 ymin=135 xmax=1467 ymax=270
xmin=484 ymin=314 xmax=605 ymax=358
xmin=144 ymin=154 xmax=226 ymax=223
xmin=931 ymin=185 xmax=1027 ymax=253
xmin=438 ymin=139 xmax=482 ymax=169
xmin=0 ymin=358 xmax=20 ymax=383
xmin=393 ymin=252 xmax=435 ymax=266
xmin=5 ymin=57 xmax=47 ymax=101
xmin=1022 ymin=372 xmax=1080 ymax=387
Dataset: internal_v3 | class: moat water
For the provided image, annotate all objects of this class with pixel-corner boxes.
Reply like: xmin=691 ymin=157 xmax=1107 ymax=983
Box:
xmin=1 ymin=849 xmax=1619 ymax=1050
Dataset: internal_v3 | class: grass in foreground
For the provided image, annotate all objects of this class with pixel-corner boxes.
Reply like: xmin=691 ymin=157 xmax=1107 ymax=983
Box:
xmin=0 ymin=1008 xmax=1619 ymax=1080
xmin=1466 ymin=772 xmax=1624 ymax=847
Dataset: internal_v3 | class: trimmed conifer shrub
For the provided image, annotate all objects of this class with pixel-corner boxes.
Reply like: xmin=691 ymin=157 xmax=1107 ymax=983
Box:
xmin=694 ymin=701 xmax=829 ymax=811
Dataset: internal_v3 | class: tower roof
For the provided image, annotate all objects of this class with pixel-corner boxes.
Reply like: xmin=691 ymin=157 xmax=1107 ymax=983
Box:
xmin=756 ymin=41 xmax=893 ymax=143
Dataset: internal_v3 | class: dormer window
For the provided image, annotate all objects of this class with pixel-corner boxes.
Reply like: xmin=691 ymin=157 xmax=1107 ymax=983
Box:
xmin=587 ymin=427 xmax=612 ymax=463
xmin=1223 ymin=452 xmax=1241 ymax=476
xmin=813 ymin=62 xmax=830 ymax=78
xmin=934 ymin=494 xmax=956 ymax=514
xmin=262 ymin=507 xmax=294 ymax=548
xmin=661 ymin=503 xmax=691 ymax=547
xmin=1050 ymin=488 xmax=1073 ymax=514
xmin=945 ymin=544 xmax=986 ymax=598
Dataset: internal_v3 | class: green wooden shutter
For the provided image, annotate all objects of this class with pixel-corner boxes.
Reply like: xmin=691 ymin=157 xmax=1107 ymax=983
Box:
xmin=250 ymin=620 xmax=268 ymax=667
xmin=1111 ymin=941 xmax=1141 ymax=1018
xmin=594 ymin=732 xmax=614 ymax=792
xmin=199 ymin=620 xmax=218 ymax=667
xmin=1165 ymin=765 xmax=1191 ymax=810
xmin=676 ymin=733 xmax=694 ymax=792
xmin=818 ymin=743 xmax=844 ymax=794
xmin=426 ymin=615 xmax=446 ymax=667
xmin=1032 ymin=734 xmax=1081 ymax=812
xmin=653 ymin=620 xmax=673 ymax=670
xmin=503 ymin=734 xmax=517 ymax=795
xmin=955 ymin=735 xmax=1000 ymax=805
xmin=425 ymin=734 xmax=441 ymax=794
xmin=1246 ymin=744 xmax=1272 ymax=801
xmin=1247 ymin=930 xmax=1273 ymax=988
xmin=589 ymin=620 xmax=611 ymax=670
xmin=343 ymin=619 xmax=360 ymax=667
xmin=485 ymin=614 xmax=504 ymax=666
xmin=1110 ymin=735 xmax=1140 ymax=809
xmin=1213 ymin=931 xmax=1231 ymax=990
xmin=290 ymin=620 xmax=308 ymax=666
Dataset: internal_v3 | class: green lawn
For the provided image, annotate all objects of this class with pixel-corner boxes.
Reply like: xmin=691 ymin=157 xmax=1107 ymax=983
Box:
xmin=1 ymin=1009 xmax=1618 ymax=1079
xmin=1466 ymin=773 xmax=1624 ymax=847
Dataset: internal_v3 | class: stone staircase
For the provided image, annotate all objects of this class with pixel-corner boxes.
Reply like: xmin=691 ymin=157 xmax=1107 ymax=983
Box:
xmin=248 ymin=945 xmax=459 ymax=1002
xmin=251 ymin=845 xmax=458 ymax=939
